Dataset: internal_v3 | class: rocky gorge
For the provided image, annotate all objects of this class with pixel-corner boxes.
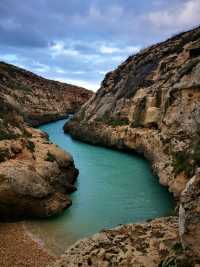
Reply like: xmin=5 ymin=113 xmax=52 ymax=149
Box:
xmin=56 ymin=26 xmax=200 ymax=266
xmin=0 ymin=63 xmax=92 ymax=220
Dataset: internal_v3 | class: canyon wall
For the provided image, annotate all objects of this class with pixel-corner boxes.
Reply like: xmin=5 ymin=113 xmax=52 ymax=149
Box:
xmin=0 ymin=62 xmax=92 ymax=220
xmin=60 ymin=26 xmax=200 ymax=265
xmin=0 ymin=62 xmax=93 ymax=126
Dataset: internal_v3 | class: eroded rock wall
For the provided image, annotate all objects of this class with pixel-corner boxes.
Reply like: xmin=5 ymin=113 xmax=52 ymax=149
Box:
xmin=0 ymin=62 xmax=92 ymax=220
xmin=64 ymin=26 xmax=200 ymax=262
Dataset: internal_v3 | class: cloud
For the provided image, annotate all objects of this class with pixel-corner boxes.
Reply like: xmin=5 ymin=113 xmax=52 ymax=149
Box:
xmin=48 ymin=40 xmax=138 ymax=68
xmin=55 ymin=77 xmax=100 ymax=91
xmin=0 ymin=0 xmax=199 ymax=92
xmin=99 ymin=45 xmax=140 ymax=55
xmin=50 ymin=41 xmax=80 ymax=57
xmin=32 ymin=62 xmax=50 ymax=73
xmin=0 ymin=54 xmax=19 ymax=62
xmin=146 ymin=0 xmax=200 ymax=31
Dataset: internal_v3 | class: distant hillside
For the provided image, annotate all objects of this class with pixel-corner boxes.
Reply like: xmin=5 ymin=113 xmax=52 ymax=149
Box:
xmin=0 ymin=62 xmax=93 ymax=125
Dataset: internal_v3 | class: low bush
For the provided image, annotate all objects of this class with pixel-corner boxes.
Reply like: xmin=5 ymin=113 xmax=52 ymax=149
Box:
xmin=26 ymin=140 xmax=35 ymax=152
xmin=96 ymin=114 xmax=129 ymax=127
xmin=0 ymin=148 xmax=9 ymax=162
xmin=46 ymin=151 xmax=56 ymax=162
xmin=172 ymin=151 xmax=194 ymax=177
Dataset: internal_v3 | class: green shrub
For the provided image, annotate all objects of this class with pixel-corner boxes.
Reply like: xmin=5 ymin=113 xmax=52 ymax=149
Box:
xmin=23 ymin=129 xmax=32 ymax=138
xmin=26 ymin=140 xmax=35 ymax=152
xmin=193 ymin=140 xmax=200 ymax=166
xmin=46 ymin=151 xmax=56 ymax=162
xmin=172 ymin=151 xmax=194 ymax=177
xmin=172 ymin=242 xmax=183 ymax=254
xmin=109 ymin=119 xmax=129 ymax=127
xmin=0 ymin=130 xmax=19 ymax=141
xmin=96 ymin=114 xmax=129 ymax=127
xmin=0 ymin=148 xmax=9 ymax=162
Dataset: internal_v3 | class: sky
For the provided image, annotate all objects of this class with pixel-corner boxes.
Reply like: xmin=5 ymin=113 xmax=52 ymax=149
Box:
xmin=0 ymin=0 xmax=199 ymax=91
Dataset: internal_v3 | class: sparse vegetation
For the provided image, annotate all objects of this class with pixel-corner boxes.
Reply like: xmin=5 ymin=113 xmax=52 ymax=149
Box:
xmin=192 ymin=139 xmax=200 ymax=166
xmin=178 ymin=59 xmax=198 ymax=78
xmin=109 ymin=118 xmax=129 ymax=127
xmin=95 ymin=114 xmax=129 ymax=127
xmin=46 ymin=151 xmax=56 ymax=162
xmin=0 ymin=130 xmax=19 ymax=141
xmin=172 ymin=139 xmax=200 ymax=177
xmin=158 ymin=256 xmax=191 ymax=267
xmin=172 ymin=243 xmax=183 ymax=254
xmin=172 ymin=151 xmax=194 ymax=177
xmin=0 ymin=148 xmax=9 ymax=162
xmin=26 ymin=140 xmax=35 ymax=152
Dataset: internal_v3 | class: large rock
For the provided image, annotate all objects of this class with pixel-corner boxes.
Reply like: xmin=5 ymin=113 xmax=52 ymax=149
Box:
xmin=0 ymin=68 xmax=86 ymax=220
xmin=0 ymin=126 xmax=78 ymax=221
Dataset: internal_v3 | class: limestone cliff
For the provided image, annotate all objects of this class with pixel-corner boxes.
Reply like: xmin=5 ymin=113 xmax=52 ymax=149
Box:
xmin=0 ymin=62 xmax=92 ymax=126
xmin=62 ymin=26 xmax=200 ymax=263
xmin=0 ymin=62 xmax=92 ymax=220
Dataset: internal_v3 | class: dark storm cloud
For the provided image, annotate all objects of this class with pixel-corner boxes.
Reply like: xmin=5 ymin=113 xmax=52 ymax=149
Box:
xmin=0 ymin=0 xmax=199 ymax=90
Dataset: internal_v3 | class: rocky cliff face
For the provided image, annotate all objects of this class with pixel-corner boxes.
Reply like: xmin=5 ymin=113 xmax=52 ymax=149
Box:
xmin=0 ymin=62 xmax=92 ymax=220
xmin=63 ymin=26 xmax=200 ymax=263
xmin=0 ymin=62 xmax=92 ymax=126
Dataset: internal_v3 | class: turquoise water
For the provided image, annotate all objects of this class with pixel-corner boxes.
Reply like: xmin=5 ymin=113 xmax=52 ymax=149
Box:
xmin=26 ymin=119 xmax=173 ymax=255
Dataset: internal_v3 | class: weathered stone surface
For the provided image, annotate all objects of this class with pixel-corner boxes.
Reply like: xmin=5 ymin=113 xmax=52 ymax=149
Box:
xmin=48 ymin=217 xmax=184 ymax=267
xmin=0 ymin=62 xmax=91 ymax=220
xmin=179 ymin=169 xmax=200 ymax=261
xmin=63 ymin=26 xmax=200 ymax=263
xmin=0 ymin=117 xmax=79 ymax=220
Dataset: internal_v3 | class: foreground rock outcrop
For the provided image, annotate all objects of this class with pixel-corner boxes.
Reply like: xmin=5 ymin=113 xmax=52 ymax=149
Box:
xmin=0 ymin=62 xmax=92 ymax=220
xmin=0 ymin=61 xmax=93 ymax=126
xmin=49 ymin=217 xmax=193 ymax=267
xmin=63 ymin=26 xmax=200 ymax=263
